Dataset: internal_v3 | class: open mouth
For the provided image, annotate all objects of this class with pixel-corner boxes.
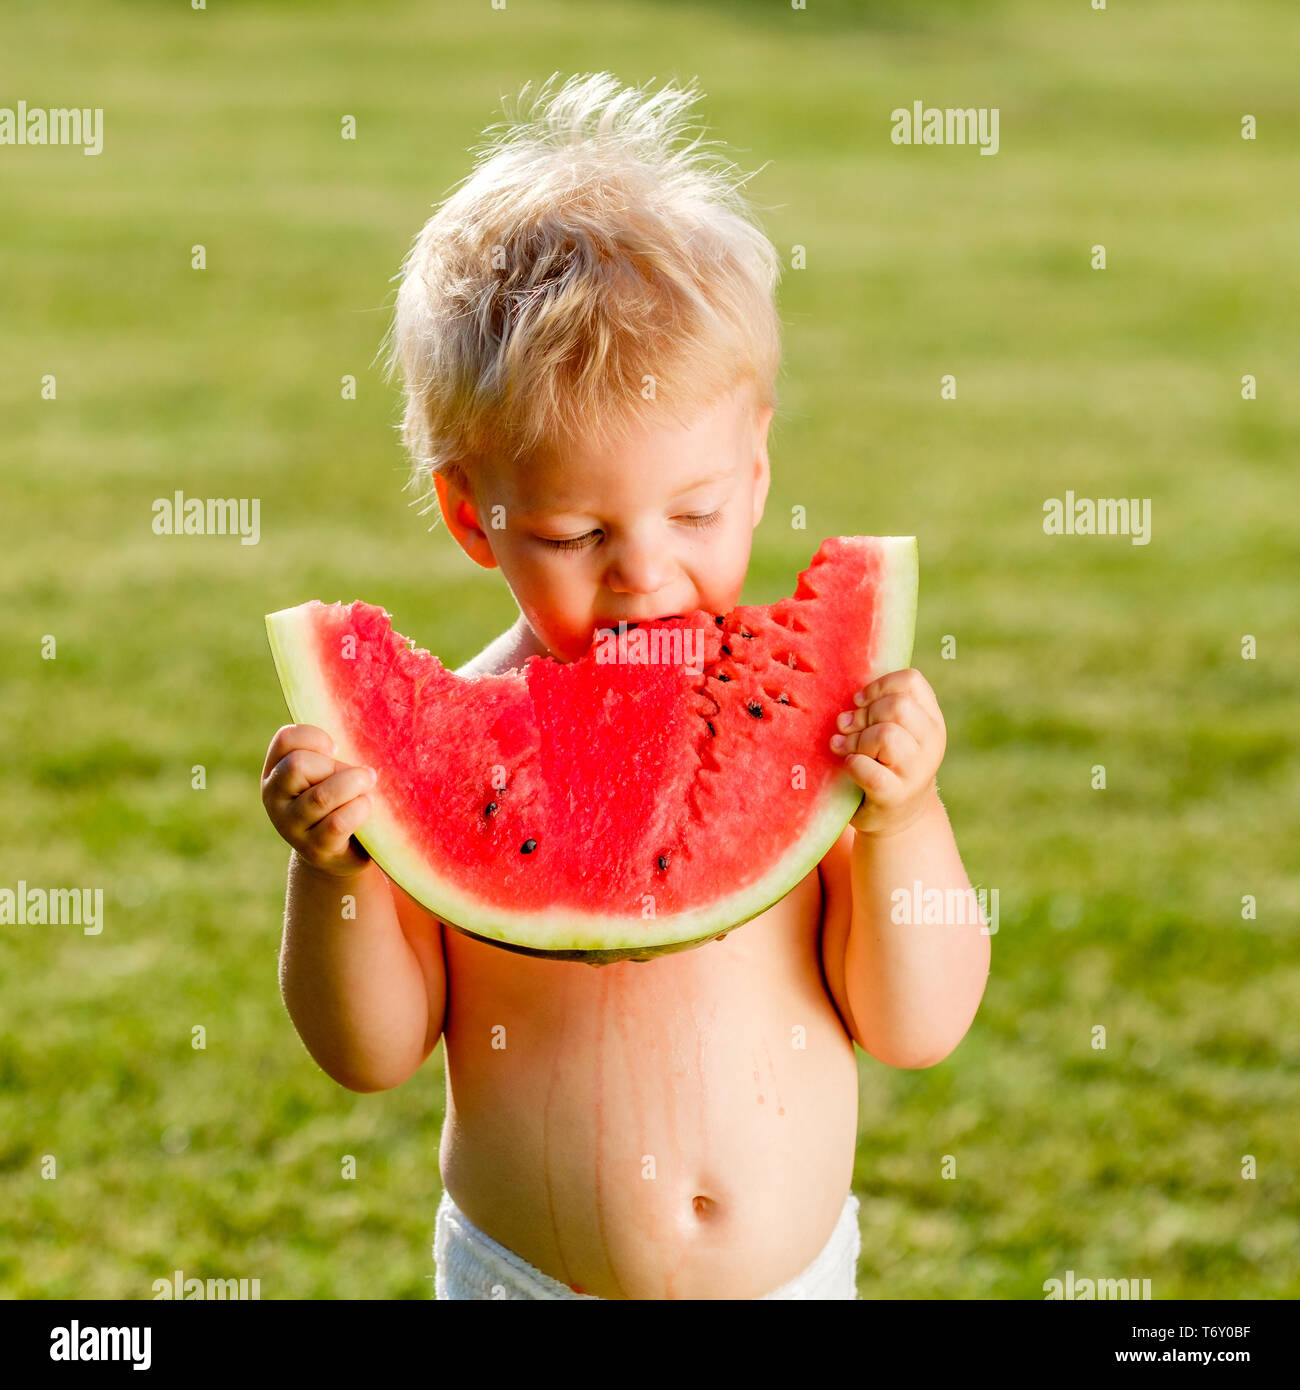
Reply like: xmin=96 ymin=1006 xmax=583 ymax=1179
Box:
xmin=596 ymin=614 xmax=683 ymax=629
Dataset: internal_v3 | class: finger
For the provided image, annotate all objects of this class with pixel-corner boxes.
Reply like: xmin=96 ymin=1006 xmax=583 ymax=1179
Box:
xmin=865 ymin=693 xmax=936 ymax=742
xmin=304 ymin=793 xmax=374 ymax=854
xmin=836 ymin=692 xmax=934 ymax=742
xmin=289 ymin=766 xmax=378 ymax=832
xmin=852 ymin=669 xmax=941 ymax=723
xmin=842 ymin=719 xmax=919 ymax=770
xmin=262 ymin=724 xmax=337 ymax=781
xmin=843 ymin=748 xmax=903 ymax=805
xmin=263 ymin=747 xmax=342 ymax=810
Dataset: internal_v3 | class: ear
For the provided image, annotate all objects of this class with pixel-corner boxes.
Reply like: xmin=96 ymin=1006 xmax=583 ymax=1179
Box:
xmin=433 ymin=470 xmax=499 ymax=570
xmin=751 ymin=402 xmax=774 ymax=530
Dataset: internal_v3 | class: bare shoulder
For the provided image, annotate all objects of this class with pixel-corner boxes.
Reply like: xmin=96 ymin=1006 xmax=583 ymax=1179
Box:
xmin=453 ymin=619 xmax=539 ymax=679
xmin=452 ymin=633 xmax=510 ymax=679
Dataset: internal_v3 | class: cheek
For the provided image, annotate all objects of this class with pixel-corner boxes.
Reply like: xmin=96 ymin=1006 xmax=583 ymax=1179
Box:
xmin=705 ymin=513 xmax=754 ymax=590
xmin=518 ymin=554 xmax=596 ymax=626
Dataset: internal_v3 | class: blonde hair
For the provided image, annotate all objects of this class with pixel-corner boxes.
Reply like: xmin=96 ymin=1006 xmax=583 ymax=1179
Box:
xmin=383 ymin=71 xmax=783 ymax=520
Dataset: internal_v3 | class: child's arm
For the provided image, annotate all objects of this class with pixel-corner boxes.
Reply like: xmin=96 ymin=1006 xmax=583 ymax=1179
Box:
xmin=828 ymin=670 xmax=990 ymax=1069
xmin=261 ymin=724 xmax=447 ymax=1092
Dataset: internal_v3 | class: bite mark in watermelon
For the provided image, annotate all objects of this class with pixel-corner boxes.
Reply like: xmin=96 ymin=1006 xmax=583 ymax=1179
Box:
xmin=265 ymin=535 xmax=918 ymax=964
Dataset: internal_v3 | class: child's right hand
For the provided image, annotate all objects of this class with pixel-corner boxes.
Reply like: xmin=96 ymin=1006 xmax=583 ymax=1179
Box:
xmin=261 ymin=724 xmax=377 ymax=877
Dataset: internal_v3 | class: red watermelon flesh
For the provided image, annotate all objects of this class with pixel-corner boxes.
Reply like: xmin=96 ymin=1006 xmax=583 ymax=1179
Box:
xmin=265 ymin=535 xmax=917 ymax=963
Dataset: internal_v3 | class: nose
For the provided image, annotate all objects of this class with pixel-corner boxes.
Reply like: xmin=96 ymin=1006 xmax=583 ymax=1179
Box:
xmin=604 ymin=531 xmax=676 ymax=599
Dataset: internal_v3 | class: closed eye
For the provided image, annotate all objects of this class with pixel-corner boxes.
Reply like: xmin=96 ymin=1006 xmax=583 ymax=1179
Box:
xmin=540 ymin=509 xmax=723 ymax=551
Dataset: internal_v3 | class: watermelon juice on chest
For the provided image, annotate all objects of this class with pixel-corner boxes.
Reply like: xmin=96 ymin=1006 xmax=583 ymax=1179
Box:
xmin=265 ymin=535 xmax=917 ymax=963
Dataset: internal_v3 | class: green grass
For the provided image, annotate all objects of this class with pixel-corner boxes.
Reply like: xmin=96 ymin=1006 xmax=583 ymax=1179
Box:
xmin=1 ymin=0 xmax=1296 ymax=1299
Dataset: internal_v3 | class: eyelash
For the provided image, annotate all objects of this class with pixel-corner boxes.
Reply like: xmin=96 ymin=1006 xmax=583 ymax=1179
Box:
xmin=541 ymin=510 xmax=723 ymax=551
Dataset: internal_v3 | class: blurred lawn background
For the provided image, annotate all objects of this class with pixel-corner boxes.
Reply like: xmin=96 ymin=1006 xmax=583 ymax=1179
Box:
xmin=1 ymin=0 xmax=1296 ymax=1298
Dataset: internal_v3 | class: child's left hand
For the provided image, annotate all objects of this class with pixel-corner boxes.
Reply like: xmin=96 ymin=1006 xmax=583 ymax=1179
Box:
xmin=830 ymin=668 xmax=946 ymax=837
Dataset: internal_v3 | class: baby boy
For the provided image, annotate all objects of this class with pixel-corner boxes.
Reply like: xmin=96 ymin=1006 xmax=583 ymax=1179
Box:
xmin=261 ymin=72 xmax=990 ymax=1300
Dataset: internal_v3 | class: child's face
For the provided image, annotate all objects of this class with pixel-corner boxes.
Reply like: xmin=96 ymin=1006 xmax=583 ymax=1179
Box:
xmin=436 ymin=383 xmax=773 ymax=663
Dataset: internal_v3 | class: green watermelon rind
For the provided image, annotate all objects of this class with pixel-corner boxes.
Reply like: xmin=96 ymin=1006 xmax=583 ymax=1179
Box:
xmin=264 ymin=536 xmax=918 ymax=965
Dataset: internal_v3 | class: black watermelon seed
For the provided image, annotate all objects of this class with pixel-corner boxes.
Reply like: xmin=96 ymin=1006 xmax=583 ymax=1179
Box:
xmin=521 ymin=838 xmax=537 ymax=854
xmin=716 ymin=673 xmax=731 ymax=683
xmin=720 ymin=644 xmax=731 ymax=656
xmin=706 ymin=720 xmax=716 ymax=737
xmin=778 ymin=694 xmax=790 ymax=705
xmin=484 ymin=801 xmax=498 ymax=817
xmin=714 ymin=615 xmax=724 ymax=626
xmin=747 ymin=701 xmax=763 ymax=718
xmin=657 ymin=855 xmax=669 ymax=871
xmin=741 ymin=630 xmax=754 ymax=639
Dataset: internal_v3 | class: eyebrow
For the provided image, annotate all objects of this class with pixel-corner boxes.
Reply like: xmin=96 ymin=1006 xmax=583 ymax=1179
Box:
xmin=515 ymin=470 xmax=733 ymax=521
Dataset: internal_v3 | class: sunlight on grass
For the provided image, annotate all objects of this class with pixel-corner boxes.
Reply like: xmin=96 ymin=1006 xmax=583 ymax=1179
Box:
xmin=1 ymin=0 xmax=1296 ymax=1299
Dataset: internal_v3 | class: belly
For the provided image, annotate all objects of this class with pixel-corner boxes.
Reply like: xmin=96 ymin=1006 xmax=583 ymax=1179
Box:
xmin=437 ymin=875 xmax=859 ymax=1299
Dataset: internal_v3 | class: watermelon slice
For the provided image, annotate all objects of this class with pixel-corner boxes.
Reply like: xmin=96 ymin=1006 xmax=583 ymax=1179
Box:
xmin=265 ymin=535 xmax=917 ymax=963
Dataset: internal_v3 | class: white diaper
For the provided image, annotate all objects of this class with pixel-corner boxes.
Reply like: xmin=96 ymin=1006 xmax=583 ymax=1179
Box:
xmin=434 ymin=1188 xmax=860 ymax=1300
